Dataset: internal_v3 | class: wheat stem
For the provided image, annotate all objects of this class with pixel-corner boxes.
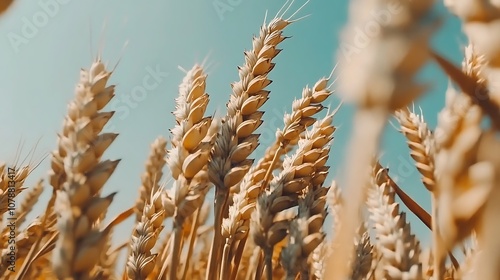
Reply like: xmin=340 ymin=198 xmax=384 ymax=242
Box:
xmin=206 ymin=189 xmax=229 ymax=279
xmin=220 ymin=240 xmax=233 ymax=280
xmin=254 ymin=249 xmax=264 ymax=280
xmin=327 ymin=110 xmax=386 ymax=279
xmin=169 ymin=225 xmax=183 ymax=280
xmin=230 ymin=238 xmax=247 ymax=280
xmin=181 ymin=208 xmax=201 ymax=280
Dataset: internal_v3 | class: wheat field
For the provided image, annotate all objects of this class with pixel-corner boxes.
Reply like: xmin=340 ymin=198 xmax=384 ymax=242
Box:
xmin=1 ymin=0 xmax=500 ymax=279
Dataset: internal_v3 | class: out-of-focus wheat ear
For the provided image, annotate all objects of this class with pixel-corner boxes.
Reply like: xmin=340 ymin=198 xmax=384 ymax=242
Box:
xmin=0 ymin=214 xmax=55 ymax=277
xmin=126 ymin=188 xmax=164 ymax=280
xmin=11 ymin=184 xmax=57 ymax=280
xmin=457 ymin=232 xmax=478 ymax=279
xmin=15 ymin=179 xmax=44 ymax=229
xmin=432 ymin=66 xmax=478 ymax=278
xmin=0 ymin=0 xmax=13 ymax=15
xmin=94 ymin=227 xmax=126 ymax=280
xmin=311 ymin=241 xmax=327 ymax=280
xmin=163 ymin=64 xmax=213 ymax=280
xmin=366 ymin=167 xmax=422 ymax=280
xmin=467 ymin=129 xmax=500 ymax=279
xmin=445 ymin=1 xmax=500 ymax=111
xmin=25 ymin=256 xmax=56 ymax=279
xmin=135 ymin=137 xmax=167 ymax=222
xmin=434 ymin=45 xmax=485 ymax=151
xmin=433 ymin=72 xmax=494 ymax=278
xmin=327 ymin=180 xmax=343 ymax=236
xmin=206 ymin=1 xmax=310 ymax=276
xmin=419 ymin=248 xmax=434 ymax=278
xmin=50 ymin=59 xmax=120 ymax=280
xmin=327 ymin=0 xmax=439 ymax=277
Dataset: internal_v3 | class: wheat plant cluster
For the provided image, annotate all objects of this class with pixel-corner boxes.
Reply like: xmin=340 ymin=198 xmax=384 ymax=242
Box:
xmin=1 ymin=0 xmax=500 ymax=279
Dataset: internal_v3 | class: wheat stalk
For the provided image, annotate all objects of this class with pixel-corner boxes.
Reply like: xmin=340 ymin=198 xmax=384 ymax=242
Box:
xmin=127 ymin=189 xmax=164 ymax=280
xmin=135 ymin=137 xmax=168 ymax=221
xmin=367 ymin=167 xmax=422 ymax=280
xmin=163 ymin=64 xmax=214 ymax=280
xmin=251 ymin=113 xmax=335 ymax=280
xmin=205 ymin=2 xmax=311 ymax=276
xmin=14 ymin=179 xmax=44 ymax=230
xmin=50 ymin=59 xmax=120 ymax=279
xmin=221 ymin=75 xmax=333 ymax=277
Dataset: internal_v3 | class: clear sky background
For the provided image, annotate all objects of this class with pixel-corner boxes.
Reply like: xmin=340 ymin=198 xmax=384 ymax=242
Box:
xmin=0 ymin=0 xmax=465 ymax=256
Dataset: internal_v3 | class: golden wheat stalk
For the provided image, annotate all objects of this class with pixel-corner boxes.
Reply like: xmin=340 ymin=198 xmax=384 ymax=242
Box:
xmin=135 ymin=137 xmax=167 ymax=221
xmin=221 ymin=75 xmax=333 ymax=276
xmin=127 ymin=189 xmax=164 ymax=280
xmin=367 ymin=167 xmax=422 ymax=279
xmin=14 ymin=179 xmax=44 ymax=230
xmin=163 ymin=64 xmax=214 ymax=280
xmin=251 ymin=112 xmax=335 ymax=280
xmin=205 ymin=2 xmax=313 ymax=276
xmin=50 ymin=59 xmax=120 ymax=279
xmin=0 ymin=164 xmax=29 ymax=216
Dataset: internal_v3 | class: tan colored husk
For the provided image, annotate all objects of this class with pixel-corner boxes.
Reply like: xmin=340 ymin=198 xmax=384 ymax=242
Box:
xmin=0 ymin=0 xmax=14 ymax=15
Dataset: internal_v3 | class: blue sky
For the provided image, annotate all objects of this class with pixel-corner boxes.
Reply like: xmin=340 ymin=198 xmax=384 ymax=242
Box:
xmin=0 ymin=0 xmax=466 ymax=250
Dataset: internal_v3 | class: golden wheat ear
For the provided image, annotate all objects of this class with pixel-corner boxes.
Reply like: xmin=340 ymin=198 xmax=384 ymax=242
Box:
xmin=162 ymin=64 xmax=213 ymax=280
xmin=48 ymin=59 xmax=120 ymax=279
xmin=206 ymin=1 xmax=313 ymax=276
